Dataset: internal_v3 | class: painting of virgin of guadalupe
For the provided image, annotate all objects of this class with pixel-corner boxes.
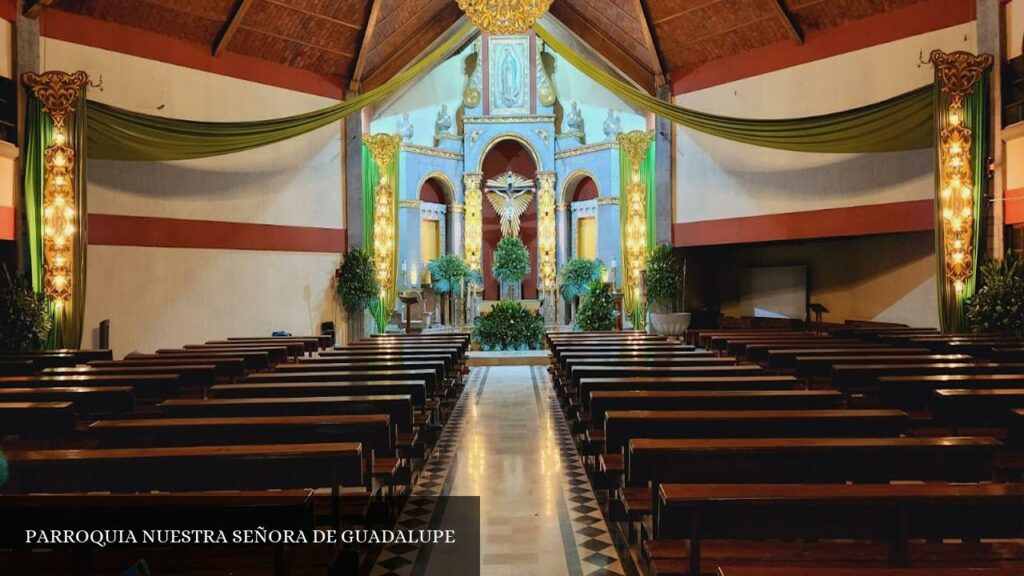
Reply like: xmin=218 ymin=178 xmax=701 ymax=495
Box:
xmin=488 ymin=37 xmax=530 ymax=115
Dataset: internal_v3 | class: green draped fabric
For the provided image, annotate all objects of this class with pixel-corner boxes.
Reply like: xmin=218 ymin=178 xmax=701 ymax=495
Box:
xmin=619 ymin=139 xmax=656 ymax=330
xmin=362 ymin=143 xmax=400 ymax=333
xmin=22 ymin=93 xmax=88 ymax=349
xmin=534 ymin=23 xmax=934 ymax=154
xmin=935 ymin=75 xmax=988 ymax=333
xmin=85 ymin=24 xmax=474 ymax=161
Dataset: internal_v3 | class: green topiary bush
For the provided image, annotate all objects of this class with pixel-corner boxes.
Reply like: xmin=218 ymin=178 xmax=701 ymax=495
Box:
xmin=966 ymin=255 xmax=1024 ymax=337
xmin=427 ymin=254 xmax=473 ymax=296
xmin=645 ymin=243 xmax=686 ymax=313
xmin=336 ymin=248 xmax=380 ymax=314
xmin=472 ymin=300 xmax=545 ymax=351
xmin=0 ymin=265 xmax=52 ymax=353
xmin=575 ymin=280 xmax=617 ymax=331
xmin=492 ymin=236 xmax=530 ymax=286
xmin=558 ymin=257 xmax=603 ymax=303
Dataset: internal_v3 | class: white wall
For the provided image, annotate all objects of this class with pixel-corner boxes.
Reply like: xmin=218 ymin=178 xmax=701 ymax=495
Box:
xmin=673 ymin=22 xmax=976 ymax=223
xmin=40 ymin=39 xmax=344 ymax=355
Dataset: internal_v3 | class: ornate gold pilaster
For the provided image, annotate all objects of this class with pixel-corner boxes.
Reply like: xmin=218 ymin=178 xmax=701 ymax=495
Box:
xmin=363 ymin=133 xmax=403 ymax=296
xmin=537 ymin=172 xmax=557 ymax=289
xmin=23 ymin=70 xmax=89 ymax=304
xmin=617 ymin=130 xmax=654 ymax=325
xmin=930 ymin=51 xmax=993 ymax=294
xmin=463 ymin=172 xmax=483 ymax=272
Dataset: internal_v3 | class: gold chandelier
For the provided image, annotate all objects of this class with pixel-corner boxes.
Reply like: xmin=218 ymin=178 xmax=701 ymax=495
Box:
xmin=456 ymin=0 xmax=553 ymax=35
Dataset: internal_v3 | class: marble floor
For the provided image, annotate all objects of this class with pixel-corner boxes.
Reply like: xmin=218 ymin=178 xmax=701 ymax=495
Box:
xmin=372 ymin=365 xmax=636 ymax=576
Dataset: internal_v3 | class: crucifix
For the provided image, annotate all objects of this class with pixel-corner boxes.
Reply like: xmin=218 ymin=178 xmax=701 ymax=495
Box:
xmin=485 ymin=170 xmax=534 ymax=238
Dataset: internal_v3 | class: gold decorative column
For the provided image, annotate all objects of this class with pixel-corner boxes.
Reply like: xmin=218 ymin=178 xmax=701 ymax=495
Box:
xmin=23 ymin=71 xmax=89 ymax=306
xmin=929 ymin=50 xmax=992 ymax=331
xmin=363 ymin=133 xmax=403 ymax=305
xmin=464 ymin=172 xmax=483 ymax=272
xmin=537 ymin=171 xmax=557 ymax=289
xmin=617 ymin=130 xmax=654 ymax=328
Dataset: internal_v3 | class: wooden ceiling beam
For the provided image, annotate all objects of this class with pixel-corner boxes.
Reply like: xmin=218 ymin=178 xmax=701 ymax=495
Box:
xmin=23 ymin=0 xmax=58 ymax=19
xmin=213 ymin=0 xmax=256 ymax=56
xmin=632 ymin=0 xmax=667 ymax=86
xmin=770 ymin=0 xmax=803 ymax=45
xmin=350 ymin=0 xmax=383 ymax=90
xmin=263 ymin=0 xmax=363 ymax=31
xmin=360 ymin=0 xmax=462 ymax=91
xmin=652 ymin=0 xmax=725 ymax=26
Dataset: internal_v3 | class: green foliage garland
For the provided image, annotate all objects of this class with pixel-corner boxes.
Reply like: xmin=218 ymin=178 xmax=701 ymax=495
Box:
xmin=472 ymin=300 xmax=545 ymax=351
xmin=966 ymin=255 xmax=1024 ymax=337
xmin=427 ymin=254 xmax=474 ymax=296
xmin=575 ymin=280 xmax=617 ymax=331
xmin=492 ymin=236 xmax=530 ymax=285
xmin=0 ymin=265 xmax=52 ymax=353
xmin=335 ymin=249 xmax=380 ymax=314
xmin=645 ymin=243 xmax=686 ymax=313
xmin=559 ymin=258 xmax=603 ymax=303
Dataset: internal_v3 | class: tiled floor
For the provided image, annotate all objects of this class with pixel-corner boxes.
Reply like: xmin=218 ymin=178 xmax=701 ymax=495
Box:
xmin=372 ymin=365 xmax=633 ymax=576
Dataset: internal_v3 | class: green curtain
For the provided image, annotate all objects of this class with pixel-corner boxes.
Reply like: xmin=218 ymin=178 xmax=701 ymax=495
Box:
xmin=85 ymin=23 xmax=474 ymax=161
xmin=362 ymin=143 xmax=400 ymax=333
xmin=21 ymin=93 xmax=88 ymax=349
xmin=934 ymin=74 xmax=988 ymax=333
xmin=534 ymin=23 xmax=934 ymax=154
xmin=619 ymin=139 xmax=655 ymax=330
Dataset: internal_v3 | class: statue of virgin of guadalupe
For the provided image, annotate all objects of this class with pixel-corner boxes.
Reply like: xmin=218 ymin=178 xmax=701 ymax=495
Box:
xmin=498 ymin=47 xmax=521 ymax=108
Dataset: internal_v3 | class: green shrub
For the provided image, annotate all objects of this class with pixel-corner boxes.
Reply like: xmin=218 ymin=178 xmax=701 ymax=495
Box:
xmin=0 ymin=265 xmax=52 ymax=353
xmin=492 ymin=236 xmax=530 ymax=286
xmin=966 ymin=255 xmax=1024 ymax=337
xmin=472 ymin=300 xmax=545 ymax=351
xmin=427 ymin=254 xmax=476 ymax=296
xmin=559 ymin=257 xmax=603 ymax=303
xmin=575 ymin=280 xmax=617 ymax=331
xmin=336 ymin=248 xmax=380 ymax=314
xmin=646 ymin=243 xmax=686 ymax=313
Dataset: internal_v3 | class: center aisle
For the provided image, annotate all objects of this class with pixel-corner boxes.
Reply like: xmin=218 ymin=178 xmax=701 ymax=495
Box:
xmin=372 ymin=365 xmax=633 ymax=576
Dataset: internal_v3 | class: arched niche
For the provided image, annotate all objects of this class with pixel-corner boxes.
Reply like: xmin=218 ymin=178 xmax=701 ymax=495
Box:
xmin=480 ymin=138 xmax=539 ymax=301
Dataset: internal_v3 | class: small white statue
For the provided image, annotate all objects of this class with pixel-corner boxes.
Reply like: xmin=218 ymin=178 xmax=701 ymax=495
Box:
xmin=396 ymin=112 xmax=414 ymax=140
xmin=566 ymin=101 xmax=584 ymax=134
xmin=434 ymin=104 xmax=452 ymax=137
xmin=603 ymin=108 xmax=622 ymax=141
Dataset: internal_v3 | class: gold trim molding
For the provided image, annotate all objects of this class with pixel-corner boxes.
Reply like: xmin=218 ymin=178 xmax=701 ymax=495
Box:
xmin=596 ymin=197 xmax=619 ymax=206
xmin=554 ymin=140 xmax=618 ymax=159
xmin=23 ymin=70 xmax=89 ymax=129
xmin=401 ymin=143 xmax=463 ymax=161
xmin=399 ymin=199 xmax=423 ymax=209
xmin=465 ymin=115 xmax=556 ymax=125
xmin=929 ymin=50 xmax=994 ymax=109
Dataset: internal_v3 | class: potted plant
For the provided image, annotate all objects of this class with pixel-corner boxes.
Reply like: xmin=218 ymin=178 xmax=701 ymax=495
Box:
xmin=492 ymin=236 xmax=530 ymax=300
xmin=966 ymin=255 xmax=1024 ymax=337
xmin=427 ymin=254 xmax=472 ymax=325
xmin=335 ymin=248 xmax=380 ymax=337
xmin=558 ymin=257 xmax=602 ymax=322
xmin=575 ymin=280 xmax=617 ymax=331
xmin=0 ymin=265 xmax=52 ymax=353
xmin=645 ymin=243 xmax=690 ymax=337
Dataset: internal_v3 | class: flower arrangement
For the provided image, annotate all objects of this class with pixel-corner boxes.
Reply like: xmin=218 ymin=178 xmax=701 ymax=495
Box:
xmin=966 ymin=255 xmax=1024 ymax=337
xmin=472 ymin=300 xmax=545 ymax=350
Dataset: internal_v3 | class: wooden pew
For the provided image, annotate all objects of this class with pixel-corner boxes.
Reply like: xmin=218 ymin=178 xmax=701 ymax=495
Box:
xmin=993 ymin=347 xmax=1024 ymax=362
xmin=580 ymin=376 xmax=799 ymax=407
xmin=878 ymin=374 xmax=1024 ymax=413
xmin=242 ymin=369 xmax=437 ymax=397
xmin=274 ymin=360 xmax=445 ymax=388
xmin=129 ymin=351 xmax=268 ymax=371
xmin=89 ymin=414 xmax=393 ymax=459
xmin=765 ymin=347 xmax=933 ymax=370
xmin=212 ymin=337 xmax=320 ymax=354
xmin=795 ymin=354 xmax=973 ymax=380
xmin=746 ymin=342 xmax=886 ymax=364
xmin=44 ymin=365 xmax=215 ymax=397
xmin=554 ymin=348 xmax=706 ymax=368
xmin=169 ymin=345 xmax=291 ymax=365
xmin=724 ymin=338 xmax=857 ymax=358
xmin=0 ymin=361 xmax=34 ymax=376
xmin=211 ymin=381 xmax=426 ymax=406
xmin=830 ymin=363 xmax=1024 ymax=403
xmin=89 ymin=357 xmax=245 ymax=381
xmin=0 ymin=491 xmax=316 ymax=576
xmin=687 ymin=330 xmax=799 ymax=349
xmin=0 ymin=374 xmax=181 ymax=400
xmin=0 ymin=354 xmax=77 ymax=370
xmin=302 ymin=352 xmax=457 ymax=372
xmin=0 ymin=402 xmax=75 ymax=438
xmin=159 ymin=395 xmax=415 ymax=432
xmin=187 ymin=341 xmax=304 ymax=359
xmin=0 ymin=387 xmax=133 ymax=416
xmin=717 ymin=568 xmax=1023 ymax=576
xmin=1 ymin=349 xmax=113 ymax=364
xmin=228 ymin=334 xmax=332 ymax=348
xmin=656 ymin=483 xmax=1024 ymax=576
xmin=603 ymin=398 xmax=862 ymax=454
xmin=591 ymin=386 xmax=838 ymax=428
xmin=572 ymin=366 xmax=763 ymax=406
xmin=932 ymin=388 xmax=1024 ymax=433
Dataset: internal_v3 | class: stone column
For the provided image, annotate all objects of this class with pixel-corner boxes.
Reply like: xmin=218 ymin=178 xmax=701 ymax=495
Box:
xmin=450 ymin=203 xmax=465 ymax=257
xmin=556 ymin=202 xmax=569 ymax=267
xmin=596 ymin=197 xmax=621 ymax=284
xmin=655 ymin=84 xmax=673 ymax=245
xmin=976 ymin=0 xmax=1004 ymax=257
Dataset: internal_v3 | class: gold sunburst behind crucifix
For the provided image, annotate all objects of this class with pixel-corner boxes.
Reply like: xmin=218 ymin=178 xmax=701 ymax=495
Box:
xmin=485 ymin=171 xmax=534 ymax=238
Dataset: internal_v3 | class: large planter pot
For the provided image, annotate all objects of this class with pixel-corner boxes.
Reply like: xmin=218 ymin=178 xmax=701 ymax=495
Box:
xmin=649 ymin=312 xmax=691 ymax=337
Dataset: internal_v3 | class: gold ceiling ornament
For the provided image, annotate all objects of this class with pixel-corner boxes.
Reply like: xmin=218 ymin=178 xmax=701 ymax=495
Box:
xmin=363 ymin=133 xmax=403 ymax=298
xmin=536 ymin=172 xmax=557 ymax=289
xmin=23 ymin=70 xmax=89 ymax=305
xmin=617 ymin=130 xmax=654 ymax=327
xmin=456 ymin=0 xmax=553 ymax=35
xmin=463 ymin=172 xmax=484 ymax=271
xmin=930 ymin=51 xmax=992 ymax=294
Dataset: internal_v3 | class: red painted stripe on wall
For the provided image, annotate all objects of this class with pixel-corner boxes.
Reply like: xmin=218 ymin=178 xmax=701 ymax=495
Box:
xmin=1 ymin=0 xmax=16 ymax=23
xmin=40 ymin=10 xmax=345 ymax=100
xmin=0 ymin=204 xmax=13 ymax=241
xmin=672 ymin=199 xmax=935 ymax=247
xmin=1007 ymin=188 xmax=1024 ymax=225
xmin=88 ymin=214 xmax=347 ymax=254
xmin=672 ymin=0 xmax=976 ymax=95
